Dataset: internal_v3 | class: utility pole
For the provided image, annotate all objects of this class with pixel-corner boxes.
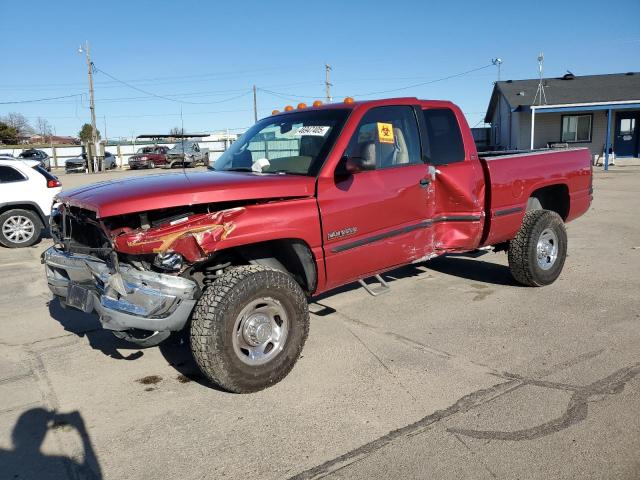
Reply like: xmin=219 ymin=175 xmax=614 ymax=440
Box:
xmin=79 ymin=41 xmax=99 ymax=173
xmin=252 ymin=85 xmax=258 ymax=123
xmin=325 ymin=64 xmax=332 ymax=102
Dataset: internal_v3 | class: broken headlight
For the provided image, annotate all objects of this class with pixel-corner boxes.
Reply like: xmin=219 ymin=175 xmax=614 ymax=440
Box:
xmin=153 ymin=251 xmax=183 ymax=272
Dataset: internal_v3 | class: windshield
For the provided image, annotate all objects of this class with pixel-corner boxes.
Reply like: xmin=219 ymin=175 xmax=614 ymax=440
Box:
xmin=212 ymin=109 xmax=350 ymax=176
xmin=169 ymin=142 xmax=192 ymax=152
xmin=137 ymin=147 xmax=153 ymax=154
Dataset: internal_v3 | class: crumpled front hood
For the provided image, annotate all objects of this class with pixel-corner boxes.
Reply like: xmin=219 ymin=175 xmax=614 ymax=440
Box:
xmin=57 ymin=171 xmax=316 ymax=218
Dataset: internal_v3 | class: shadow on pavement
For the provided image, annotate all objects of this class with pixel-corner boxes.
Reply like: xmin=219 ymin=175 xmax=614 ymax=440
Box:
xmin=423 ymin=255 xmax=518 ymax=286
xmin=47 ymin=298 xmax=224 ymax=391
xmin=48 ymin=299 xmax=143 ymax=360
xmin=313 ymin=253 xmax=517 ymax=305
xmin=0 ymin=408 xmax=102 ymax=479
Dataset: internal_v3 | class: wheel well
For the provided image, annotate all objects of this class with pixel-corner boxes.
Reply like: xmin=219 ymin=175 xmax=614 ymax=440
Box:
xmin=0 ymin=203 xmax=45 ymax=224
xmin=199 ymin=239 xmax=317 ymax=294
xmin=529 ymin=184 xmax=569 ymax=220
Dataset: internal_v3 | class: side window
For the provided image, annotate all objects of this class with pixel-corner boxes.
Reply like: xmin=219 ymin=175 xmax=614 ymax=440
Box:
xmin=422 ymin=108 xmax=465 ymax=165
xmin=345 ymin=106 xmax=422 ymax=169
xmin=0 ymin=166 xmax=26 ymax=183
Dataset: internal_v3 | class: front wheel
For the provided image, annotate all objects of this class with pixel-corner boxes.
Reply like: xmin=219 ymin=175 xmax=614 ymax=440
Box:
xmin=508 ymin=210 xmax=567 ymax=286
xmin=190 ymin=265 xmax=309 ymax=393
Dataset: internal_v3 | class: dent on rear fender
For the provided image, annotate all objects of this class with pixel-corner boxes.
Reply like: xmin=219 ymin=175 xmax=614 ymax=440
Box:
xmin=113 ymin=207 xmax=245 ymax=262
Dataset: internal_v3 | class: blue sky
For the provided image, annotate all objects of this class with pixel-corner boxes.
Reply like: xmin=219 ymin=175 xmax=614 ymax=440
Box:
xmin=1 ymin=0 xmax=639 ymax=138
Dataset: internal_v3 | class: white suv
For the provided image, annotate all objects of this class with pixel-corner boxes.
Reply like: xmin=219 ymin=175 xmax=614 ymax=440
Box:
xmin=0 ymin=159 xmax=62 ymax=248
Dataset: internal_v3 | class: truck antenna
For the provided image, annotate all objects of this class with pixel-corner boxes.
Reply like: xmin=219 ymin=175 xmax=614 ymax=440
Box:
xmin=180 ymin=106 xmax=186 ymax=177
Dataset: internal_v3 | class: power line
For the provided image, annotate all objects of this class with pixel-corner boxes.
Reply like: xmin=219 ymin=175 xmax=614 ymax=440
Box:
xmin=256 ymin=64 xmax=494 ymax=102
xmin=93 ymin=66 xmax=252 ymax=105
xmin=0 ymin=93 xmax=84 ymax=105
xmin=351 ymin=64 xmax=494 ymax=97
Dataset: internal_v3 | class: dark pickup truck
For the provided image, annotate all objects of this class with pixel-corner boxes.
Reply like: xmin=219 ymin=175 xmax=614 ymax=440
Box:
xmin=43 ymin=97 xmax=592 ymax=393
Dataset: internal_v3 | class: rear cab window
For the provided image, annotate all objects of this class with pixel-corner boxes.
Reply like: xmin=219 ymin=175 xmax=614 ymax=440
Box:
xmin=421 ymin=108 xmax=465 ymax=165
xmin=345 ymin=105 xmax=422 ymax=169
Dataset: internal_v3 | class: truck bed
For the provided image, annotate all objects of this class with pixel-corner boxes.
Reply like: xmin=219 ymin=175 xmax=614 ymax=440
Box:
xmin=479 ymin=148 xmax=592 ymax=247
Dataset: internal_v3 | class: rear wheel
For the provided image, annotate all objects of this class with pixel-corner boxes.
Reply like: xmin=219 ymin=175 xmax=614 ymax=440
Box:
xmin=0 ymin=209 xmax=43 ymax=248
xmin=190 ymin=265 xmax=309 ymax=393
xmin=508 ymin=210 xmax=567 ymax=286
xmin=148 ymin=161 xmax=155 ymax=169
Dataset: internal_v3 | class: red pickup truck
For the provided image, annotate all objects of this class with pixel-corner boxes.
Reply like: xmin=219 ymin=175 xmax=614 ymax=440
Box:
xmin=43 ymin=97 xmax=592 ymax=393
xmin=128 ymin=145 xmax=170 ymax=169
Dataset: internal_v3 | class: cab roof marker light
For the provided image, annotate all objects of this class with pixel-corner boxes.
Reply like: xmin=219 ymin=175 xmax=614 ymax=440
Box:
xmin=271 ymin=109 xmax=280 ymax=115
xmin=297 ymin=102 xmax=307 ymax=109
xmin=343 ymin=97 xmax=354 ymax=104
xmin=312 ymin=100 xmax=323 ymax=107
xmin=284 ymin=105 xmax=294 ymax=112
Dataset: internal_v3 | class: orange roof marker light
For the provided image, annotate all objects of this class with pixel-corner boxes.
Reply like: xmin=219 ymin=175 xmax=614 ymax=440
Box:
xmin=284 ymin=105 xmax=294 ymax=112
xmin=312 ymin=100 xmax=323 ymax=107
xmin=271 ymin=109 xmax=280 ymax=115
xmin=297 ymin=102 xmax=307 ymax=109
xmin=343 ymin=96 xmax=355 ymax=104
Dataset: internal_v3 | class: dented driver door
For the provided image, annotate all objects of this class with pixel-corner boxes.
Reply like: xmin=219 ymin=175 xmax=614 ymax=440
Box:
xmin=318 ymin=105 xmax=435 ymax=290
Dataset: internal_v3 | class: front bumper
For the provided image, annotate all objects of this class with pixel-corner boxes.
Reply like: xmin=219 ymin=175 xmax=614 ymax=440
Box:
xmin=43 ymin=247 xmax=198 ymax=332
xmin=129 ymin=159 xmax=149 ymax=168
xmin=65 ymin=163 xmax=85 ymax=173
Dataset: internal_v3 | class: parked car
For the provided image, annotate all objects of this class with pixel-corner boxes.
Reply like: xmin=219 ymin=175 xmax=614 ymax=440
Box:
xmin=65 ymin=152 xmax=117 ymax=173
xmin=43 ymin=97 xmax=592 ymax=393
xmin=18 ymin=149 xmax=51 ymax=171
xmin=0 ymin=158 xmax=61 ymax=247
xmin=128 ymin=146 xmax=170 ymax=169
xmin=165 ymin=140 xmax=209 ymax=168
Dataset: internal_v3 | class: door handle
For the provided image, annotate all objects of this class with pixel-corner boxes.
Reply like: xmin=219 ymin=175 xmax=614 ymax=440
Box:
xmin=419 ymin=178 xmax=431 ymax=187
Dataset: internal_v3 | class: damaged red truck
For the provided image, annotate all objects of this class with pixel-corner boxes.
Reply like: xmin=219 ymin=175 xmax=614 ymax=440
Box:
xmin=43 ymin=98 xmax=592 ymax=393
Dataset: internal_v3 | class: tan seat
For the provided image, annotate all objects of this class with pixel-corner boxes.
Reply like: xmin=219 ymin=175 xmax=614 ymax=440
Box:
xmin=393 ymin=127 xmax=409 ymax=164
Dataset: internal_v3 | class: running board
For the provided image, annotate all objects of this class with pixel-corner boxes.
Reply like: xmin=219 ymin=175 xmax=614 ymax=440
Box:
xmin=358 ymin=275 xmax=390 ymax=297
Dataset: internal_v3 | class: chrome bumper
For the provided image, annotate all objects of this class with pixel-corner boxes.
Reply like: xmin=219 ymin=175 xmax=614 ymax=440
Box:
xmin=43 ymin=247 xmax=197 ymax=332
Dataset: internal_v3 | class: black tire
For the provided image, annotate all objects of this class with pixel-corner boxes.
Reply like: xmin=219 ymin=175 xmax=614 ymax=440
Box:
xmin=148 ymin=161 xmax=155 ymax=169
xmin=190 ymin=265 xmax=309 ymax=393
xmin=508 ymin=210 xmax=567 ymax=287
xmin=0 ymin=209 xmax=43 ymax=248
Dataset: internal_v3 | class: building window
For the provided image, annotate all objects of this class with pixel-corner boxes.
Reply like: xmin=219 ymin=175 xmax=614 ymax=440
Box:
xmin=620 ymin=118 xmax=635 ymax=135
xmin=561 ymin=114 xmax=592 ymax=143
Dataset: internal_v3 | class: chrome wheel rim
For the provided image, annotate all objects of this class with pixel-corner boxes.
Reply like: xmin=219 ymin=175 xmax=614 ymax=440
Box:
xmin=232 ymin=297 xmax=288 ymax=366
xmin=536 ymin=228 xmax=558 ymax=270
xmin=2 ymin=215 xmax=35 ymax=244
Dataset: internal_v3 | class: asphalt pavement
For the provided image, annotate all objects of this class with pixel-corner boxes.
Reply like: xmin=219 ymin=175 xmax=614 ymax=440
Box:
xmin=0 ymin=166 xmax=638 ymax=479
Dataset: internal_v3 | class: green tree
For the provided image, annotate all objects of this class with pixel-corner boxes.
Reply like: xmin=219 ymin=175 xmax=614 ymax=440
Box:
xmin=78 ymin=123 xmax=100 ymax=143
xmin=0 ymin=121 xmax=19 ymax=144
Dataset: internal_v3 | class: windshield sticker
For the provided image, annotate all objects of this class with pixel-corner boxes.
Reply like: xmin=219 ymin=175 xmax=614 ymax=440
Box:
xmin=295 ymin=126 xmax=330 ymax=137
xmin=377 ymin=122 xmax=395 ymax=144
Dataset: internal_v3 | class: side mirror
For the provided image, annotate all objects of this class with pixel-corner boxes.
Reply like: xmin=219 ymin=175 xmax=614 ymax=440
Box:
xmin=345 ymin=155 xmax=374 ymax=173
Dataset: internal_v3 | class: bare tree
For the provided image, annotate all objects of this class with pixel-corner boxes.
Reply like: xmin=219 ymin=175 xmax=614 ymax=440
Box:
xmin=1 ymin=112 xmax=34 ymax=136
xmin=169 ymin=126 xmax=184 ymax=136
xmin=35 ymin=117 xmax=53 ymax=138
